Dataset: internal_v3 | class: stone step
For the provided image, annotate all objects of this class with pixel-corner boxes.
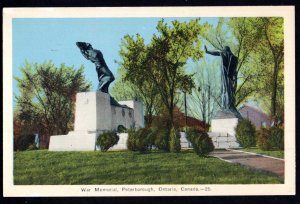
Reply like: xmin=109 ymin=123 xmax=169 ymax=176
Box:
xmin=209 ymin=131 xmax=240 ymax=149
xmin=208 ymin=132 xmax=228 ymax=137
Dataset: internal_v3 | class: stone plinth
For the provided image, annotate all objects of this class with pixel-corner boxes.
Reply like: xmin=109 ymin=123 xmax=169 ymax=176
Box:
xmin=49 ymin=92 xmax=144 ymax=151
xmin=49 ymin=132 xmax=97 ymax=151
xmin=74 ymin=92 xmax=111 ymax=132
xmin=208 ymin=132 xmax=240 ymax=149
xmin=208 ymin=110 xmax=241 ymax=149
xmin=211 ymin=118 xmax=239 ymax=137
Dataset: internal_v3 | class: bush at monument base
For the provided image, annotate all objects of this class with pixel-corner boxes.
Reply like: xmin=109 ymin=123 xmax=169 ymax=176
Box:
xmin=15 ymin=134 xmax=36 ymax=151
xmin=127 ymin=128 xmax=152 ymax=152
xmin=270 ymin=127 xmax=284 ymax=150
xmin=256 ymin=128 xmax=272 ymax=150
xmin=256 ymin=127 xmax=284 ymax=151
xmin=185 ymin=127 xmax=214 ymax=156
xmin=169 ymin=127 xmax=181 ymax=153
xmin=154 ymin=128 xmax=169 ymax=151
xmin=96 ymin=132 xmax=119 ymax=152
xmin=235 ymin=119 xmax=256 ymax=148
xmin=27 ymin=144 xmax=38 ymax=151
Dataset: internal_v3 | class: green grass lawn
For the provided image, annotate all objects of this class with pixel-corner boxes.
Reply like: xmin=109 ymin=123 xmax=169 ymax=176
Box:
xmin=241 ymin=147 xmax=284 ymax=159
xmin=14 ymin=150 xmax=283 ymax=185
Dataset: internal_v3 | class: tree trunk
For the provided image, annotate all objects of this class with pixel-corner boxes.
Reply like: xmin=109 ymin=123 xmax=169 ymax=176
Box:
xmin=271 ymin=62 xmax=279 ymax=118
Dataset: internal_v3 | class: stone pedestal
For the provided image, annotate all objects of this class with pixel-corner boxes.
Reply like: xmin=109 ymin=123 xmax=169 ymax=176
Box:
xmin=49 ymin=92 xmax=144 ymax=151
xmin=208 ymin=110 xmax=241 ymax=149
xmin=74 ymin=92 xmax=112 ymax=132
xmin=49 ymin=132 xmax=97 ymax=151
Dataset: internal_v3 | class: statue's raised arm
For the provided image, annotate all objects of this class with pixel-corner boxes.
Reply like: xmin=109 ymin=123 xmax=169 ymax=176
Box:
xmin=205 ymin=45 xmax=221 ymax=56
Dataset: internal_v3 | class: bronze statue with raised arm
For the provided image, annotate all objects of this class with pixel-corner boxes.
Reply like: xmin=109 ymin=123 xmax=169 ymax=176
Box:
xmin=205 ymin=45 xmax=242 ymax=118
xmin=76 ymin=42 xmax=115 ymax=94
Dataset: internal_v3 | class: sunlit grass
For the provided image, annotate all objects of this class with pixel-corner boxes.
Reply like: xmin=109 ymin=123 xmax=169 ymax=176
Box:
xmin=14 ymin=150 xmax=283 ymax=185
xmin=241 ymin=147 xmax=284 ymax=159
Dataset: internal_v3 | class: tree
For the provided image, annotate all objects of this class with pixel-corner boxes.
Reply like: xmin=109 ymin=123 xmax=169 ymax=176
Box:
xmin=14 ymin=61 xmax=91 ymax=146
xmin=242 ymin=17 xmax=284 ymax=121
xmin=118 ymin=19 xmax=206 ymax=133
xmin=186 ymin=59 xmax=220 ymax=125
xmin=111 ymin=62 xmax=159 ymax=127
xmin=260 ymin=17 xmax=284 ymax=119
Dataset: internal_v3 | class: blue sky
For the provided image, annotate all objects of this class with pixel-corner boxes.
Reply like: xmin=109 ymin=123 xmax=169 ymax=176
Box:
xmin=13 ymin=17 xmax=219 ymax=97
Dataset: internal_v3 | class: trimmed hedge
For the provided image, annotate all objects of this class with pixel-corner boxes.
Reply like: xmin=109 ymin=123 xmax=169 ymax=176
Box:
xmin=169 ymin=127 xmax=181 ymax=153
xmin=256 ymin=128 xmax=272 ymax=150
xmin=185 ymin=128 xmax=214 ymax=156
xmin=256 ymin=127 xmax=284 ymax=151
xmin=127 ymin=128 xmax=151 ymax=152
xmin=270 ymin=127 xmax=284 ymax=150
xmin=96 ymin=132 xmax=119 ymax=152
xmin=154 ymin=128 xmax=169 ymax=151
xmin=235 ymin=119 xmax=256 ymax=148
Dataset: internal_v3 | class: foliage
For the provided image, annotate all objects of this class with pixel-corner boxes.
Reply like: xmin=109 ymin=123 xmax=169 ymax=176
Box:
xmin=15 ymin=134 xmax=36 ymax=151
xmin=127 ymin=128 xmax=151 ymax=152
xmin=117 ymin=18 xmax=207 ymax=130
xmin=185 ymin=127 xmax=214 ymax=156
xmin=117 ymin=125 xmax=127 ymax=133
xmin=187 ymin=59 xmax=220 ymax=124
xmin=14 ymin=61 xmax=91 ymax=146
xmin=256 ymin=128 xmax=272 ymax=151
xmin=27 ymin=144 xmax=38 ymax=151
xmin=270 ymin=127 xmax=284 ymax=150
xmin=14 ymin=150 xmax=283 ymax=184
xmin=235 ymin=119 xmax=256 ymax=148
xmin=126 ymin=129 xmax=137 ymax=151
xmin=169 ymin=127 xmax=181 ymax=153
xmin=154 ymin=129 xmax=169 ymax=151
xmin=96 ymin=132 xmax=119 ymax=152
xmin=253 ymin=17 xmax=284 ymax=120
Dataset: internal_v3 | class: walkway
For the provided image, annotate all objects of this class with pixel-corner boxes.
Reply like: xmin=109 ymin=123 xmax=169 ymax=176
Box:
xmin=210 ymin=149 xmax=284 ymax=177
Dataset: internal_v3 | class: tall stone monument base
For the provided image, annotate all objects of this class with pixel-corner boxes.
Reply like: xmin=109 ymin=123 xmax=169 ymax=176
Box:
xmin=49 ymin=92 xmax=144 ymax=151
xmin=208 ymin=110 xmax=241 ymax=149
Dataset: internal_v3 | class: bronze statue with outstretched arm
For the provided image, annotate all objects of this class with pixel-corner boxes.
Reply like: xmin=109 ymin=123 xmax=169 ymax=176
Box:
xmin=205 ymin=45 xmax=241 ymax=118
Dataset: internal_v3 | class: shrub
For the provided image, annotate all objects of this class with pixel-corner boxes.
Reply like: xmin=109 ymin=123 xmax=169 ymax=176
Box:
xmin=127 ymin=128 xmax=151 ymax=152
xmin=186 ymin=128 xmax=214 ymax=156
xmin=126 ymin=129 xmax=136 ymax=151
xmin=169 ymin=127 xmax=181 ymax=153
xmin=154 ymin=129 xmax=169 ymax=151
xmin=146 ymin=127 xmax=157 ymax=150
xmin=117 ymin=125 xmax=127 ymax=133
xmin=136 ymin=128 xmax=151 ymax=152
xmin=256 ymin=128 xmax=272 ymax=150
xmin=235 ymin=119 xmax=256 ymax=148
xmin=16 ymin=134 xmax=36 ymax=151
xmin=27 ymin=144 xmax=38 ymax=151
xmin=270 ymin=127 xmax=284 ymax=150
xmin=96 ymin=132 xmax=119 ymax=152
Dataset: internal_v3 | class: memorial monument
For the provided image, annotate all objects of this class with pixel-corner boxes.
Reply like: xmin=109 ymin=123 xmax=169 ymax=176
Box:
xmin=49 ymin=42 xmax=144 ymax=151
xmin=205 ymin=45 xmax=242 ymax=148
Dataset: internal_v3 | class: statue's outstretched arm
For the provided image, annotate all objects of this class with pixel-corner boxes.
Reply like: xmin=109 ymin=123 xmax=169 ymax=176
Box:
xmin=205 ymin=45 xmax=221 ymax=56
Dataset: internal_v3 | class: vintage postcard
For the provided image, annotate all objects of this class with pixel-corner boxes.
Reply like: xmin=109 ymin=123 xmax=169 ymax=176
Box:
xmin=3 ymin=6 xmax=295 ymax=196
